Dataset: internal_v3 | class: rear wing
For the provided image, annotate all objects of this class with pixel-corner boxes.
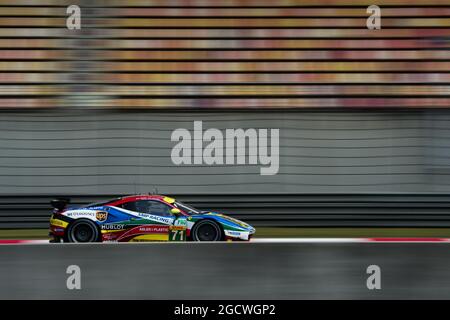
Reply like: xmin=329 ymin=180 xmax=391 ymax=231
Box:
xmin=50 ymin=198 xmax=71 ymax=211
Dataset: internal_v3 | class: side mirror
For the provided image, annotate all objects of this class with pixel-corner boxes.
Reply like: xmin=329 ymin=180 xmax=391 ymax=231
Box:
xmin=170 ymin=208 xmax=182 ymax=217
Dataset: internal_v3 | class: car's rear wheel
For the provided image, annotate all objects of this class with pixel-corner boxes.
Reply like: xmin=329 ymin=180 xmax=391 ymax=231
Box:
xmin=191 ymin=220 xmax=223 ymax=241
xmin=66 ymin=219 xmax=100 ymax=243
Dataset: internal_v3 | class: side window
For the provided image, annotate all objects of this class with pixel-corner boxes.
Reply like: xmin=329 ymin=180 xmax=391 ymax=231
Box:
xmin=121 ymin=201 xmax=137 ymax=212
xmin=126 ymin=200 xmax=173 ymax=217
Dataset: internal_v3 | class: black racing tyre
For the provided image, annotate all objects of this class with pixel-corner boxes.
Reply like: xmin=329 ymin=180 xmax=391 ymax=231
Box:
xmin=191 ymin=220 xmax=223 ymax=241
xmin=66 ymin=219 xmax=100 ymax=243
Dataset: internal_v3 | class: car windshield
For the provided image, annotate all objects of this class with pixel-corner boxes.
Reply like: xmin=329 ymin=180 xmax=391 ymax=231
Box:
xmin=173 ymin=201 xmax=201 ymax=215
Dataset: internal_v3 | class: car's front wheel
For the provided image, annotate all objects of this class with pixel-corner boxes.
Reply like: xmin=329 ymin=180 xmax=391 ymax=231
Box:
xmin=66 ymin=219 xmax=100 ymax=243
xmin=191 ymin=220 xmax=223 ymax=241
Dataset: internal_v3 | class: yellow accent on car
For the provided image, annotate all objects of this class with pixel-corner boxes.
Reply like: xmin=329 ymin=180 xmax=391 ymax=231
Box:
xmin=101 ymin=229 xmax=123 ymax=234
xmin=131 ymin=234 xmax=168 ymax=241
xmin=50 ymin=218 xmax=68 ymax=228
xmin=169 ymin=225 xmax=186 ymax=231
xmin=163 ymin=196 xmax=175 ymax=204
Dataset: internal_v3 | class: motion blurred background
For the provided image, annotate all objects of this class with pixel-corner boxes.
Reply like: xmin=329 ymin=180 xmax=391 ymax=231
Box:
xmin=0 ymin=0 xmax=449 ymax=233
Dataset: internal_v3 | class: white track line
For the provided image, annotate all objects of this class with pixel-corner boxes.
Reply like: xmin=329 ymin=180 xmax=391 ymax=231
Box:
xmin=251 ymin=238 xmax=370 ymax=243
xmin=251 ymin=238 xmax=450 ymax=243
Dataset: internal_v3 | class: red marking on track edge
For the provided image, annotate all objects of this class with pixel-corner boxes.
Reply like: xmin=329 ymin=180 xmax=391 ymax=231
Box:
xmin=0 ymin=239 xmax=48 ymax=244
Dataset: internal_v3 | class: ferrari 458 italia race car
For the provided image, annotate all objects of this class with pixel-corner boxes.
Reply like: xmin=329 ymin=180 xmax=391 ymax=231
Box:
xmin=49 ymin=194 xmax=255 ymax=243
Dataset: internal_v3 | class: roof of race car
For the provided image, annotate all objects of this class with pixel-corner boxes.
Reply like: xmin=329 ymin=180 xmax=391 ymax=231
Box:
xmin=118 ymin=194 xmax=175 ymax=203
xmin=86 ymin=194 xmax=176 ymax=207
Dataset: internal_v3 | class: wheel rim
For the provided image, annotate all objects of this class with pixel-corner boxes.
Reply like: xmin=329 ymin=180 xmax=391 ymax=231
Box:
xmin=194 ymin=222 xmax=220 ymax=241
xmin=71 ymin=223 xmax=96 ymax=242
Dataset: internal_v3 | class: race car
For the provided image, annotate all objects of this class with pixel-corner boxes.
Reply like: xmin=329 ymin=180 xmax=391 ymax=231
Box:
xmin=49 ymin=194 xmax=255 ymax=243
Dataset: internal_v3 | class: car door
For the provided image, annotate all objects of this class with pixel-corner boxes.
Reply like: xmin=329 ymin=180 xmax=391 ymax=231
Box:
xmin=116 ymin=199 xmax=176 ymax=241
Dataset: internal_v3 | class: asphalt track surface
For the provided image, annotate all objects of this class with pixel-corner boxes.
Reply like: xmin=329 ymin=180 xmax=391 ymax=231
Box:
xmin=1 ymin=240 xmax=450 ymax=299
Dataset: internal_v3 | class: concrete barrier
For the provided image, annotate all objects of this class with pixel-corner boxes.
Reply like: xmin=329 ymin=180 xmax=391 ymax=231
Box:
xmin=5 ymin=193 xmax=450 ymax=229
xmin=1 ymin=243 xmax=450 ymax=299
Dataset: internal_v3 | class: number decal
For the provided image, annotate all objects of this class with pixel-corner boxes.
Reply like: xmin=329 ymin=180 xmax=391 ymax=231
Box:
xmin=169 ymin=229 xmax=185 ymax=241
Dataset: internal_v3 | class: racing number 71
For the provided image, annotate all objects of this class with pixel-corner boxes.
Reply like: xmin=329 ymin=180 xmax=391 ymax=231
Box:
xmin=169 ymin=217 xmax=187 ymax=241
xmin=170 ymin=229 xmax=184 ymax=241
